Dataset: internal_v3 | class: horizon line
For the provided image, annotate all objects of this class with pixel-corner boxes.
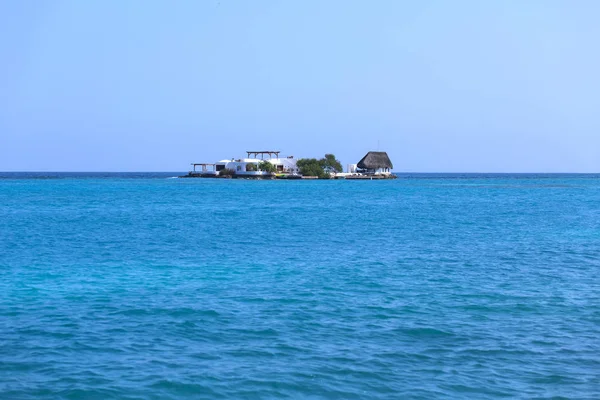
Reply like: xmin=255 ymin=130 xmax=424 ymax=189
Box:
xmin=1 ymin=171 xmax=599 ymax=175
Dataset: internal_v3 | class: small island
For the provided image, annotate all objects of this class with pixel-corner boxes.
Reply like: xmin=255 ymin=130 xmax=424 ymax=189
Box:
xmin=180 ymin=150 xmax=396 ymax=180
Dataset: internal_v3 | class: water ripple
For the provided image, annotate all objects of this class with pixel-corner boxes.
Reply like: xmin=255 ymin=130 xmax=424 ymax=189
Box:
xmin=1 ymin=175 xmax=599 ymax=399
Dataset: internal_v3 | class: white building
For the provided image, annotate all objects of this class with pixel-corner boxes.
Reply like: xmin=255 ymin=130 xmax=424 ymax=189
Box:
xmin=210 ymin=151 xmax=298 ymax=177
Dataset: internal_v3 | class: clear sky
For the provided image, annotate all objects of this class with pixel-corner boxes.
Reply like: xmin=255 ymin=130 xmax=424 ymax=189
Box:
xmin=1 ymin=0 xmax=599 ymax=172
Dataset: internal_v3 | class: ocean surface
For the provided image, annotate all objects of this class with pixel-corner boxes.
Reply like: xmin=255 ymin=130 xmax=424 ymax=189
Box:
xmin=1 ymin=173 xmax=599 ymax=399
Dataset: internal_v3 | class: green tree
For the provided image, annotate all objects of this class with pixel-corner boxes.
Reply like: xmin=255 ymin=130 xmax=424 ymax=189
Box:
xmin=258 ymin=161 xmax=277 ymax=173
xmin=246 ymin=163 xmax=257 ymax=171
xmin=319 ymin=154 xmax=343 ymax=173
xmin=297 ymin=158 xmax=329 ymax=179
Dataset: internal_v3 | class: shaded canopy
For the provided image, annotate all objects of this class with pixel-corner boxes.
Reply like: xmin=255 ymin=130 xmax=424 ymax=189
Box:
xmin=357 ymin=151 xmax=393 ymax=170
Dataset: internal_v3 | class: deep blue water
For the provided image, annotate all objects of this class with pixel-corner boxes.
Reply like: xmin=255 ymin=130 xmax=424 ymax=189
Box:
xmin=1 ymin=173 xmax=599 ymax=399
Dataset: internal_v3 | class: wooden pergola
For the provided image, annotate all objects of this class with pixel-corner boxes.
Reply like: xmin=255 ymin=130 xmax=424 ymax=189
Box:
xmin=246 ymin=151 xmax=280 ymax=159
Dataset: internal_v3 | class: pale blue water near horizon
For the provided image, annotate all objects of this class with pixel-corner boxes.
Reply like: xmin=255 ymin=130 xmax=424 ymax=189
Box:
xmin=1 ymin=173 xmax=599 ymax=399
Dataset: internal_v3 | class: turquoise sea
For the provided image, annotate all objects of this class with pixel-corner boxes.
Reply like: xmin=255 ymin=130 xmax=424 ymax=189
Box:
xmin=1 ymin=173 xmax=599 ymax=399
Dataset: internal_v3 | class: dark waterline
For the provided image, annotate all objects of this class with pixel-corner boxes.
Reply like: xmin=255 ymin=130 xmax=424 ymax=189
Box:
xmin=1 ymin=171 xmax=600 ymax=180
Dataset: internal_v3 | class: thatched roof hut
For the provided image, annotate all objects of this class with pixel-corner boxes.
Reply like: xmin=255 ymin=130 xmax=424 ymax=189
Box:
xmin=357 ymin=151 xmax=393 ymax=170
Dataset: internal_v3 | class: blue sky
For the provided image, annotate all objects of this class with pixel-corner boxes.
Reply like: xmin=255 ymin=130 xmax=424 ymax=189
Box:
xmin=1 ymin=0 xmax=598 ymax=172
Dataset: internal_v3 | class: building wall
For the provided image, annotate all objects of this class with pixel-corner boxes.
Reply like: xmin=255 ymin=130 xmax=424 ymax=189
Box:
xmin=215 ymin=157 xmax=298 ymax=175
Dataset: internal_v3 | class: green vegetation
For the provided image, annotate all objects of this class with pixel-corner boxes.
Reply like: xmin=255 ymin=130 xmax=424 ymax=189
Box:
xmin=258 ymin=161 xmax=277 ymax=174
xmin=297 ymin=154 xmax=343 ymax=179
xmin=320 ymin=154 xmax=343 ymax=174
xmin=246 ymin=163 xmax=257 ymax=171
xmin=219 ymin=168 xmax=236 ymax=177
xmin=297 ymin=158 xmax=327 ymax=178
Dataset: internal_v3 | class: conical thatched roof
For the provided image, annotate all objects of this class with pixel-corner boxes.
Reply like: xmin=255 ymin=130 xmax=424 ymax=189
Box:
xmin=357 ymin=151 xmax=393 ymax=169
